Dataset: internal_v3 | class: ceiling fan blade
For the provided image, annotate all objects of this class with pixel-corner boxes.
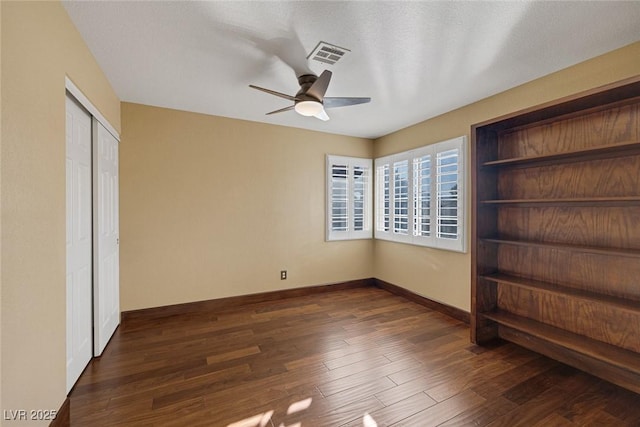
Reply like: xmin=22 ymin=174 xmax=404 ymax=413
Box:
xmin=314 ymin=108 xmax=330 ymax=121
xmin=324 ymin=97 xmax=371 ymax=109
xmin=269 ymin=31 xmax=313 ymax=78
xmin=249 ymin=85 xmax=297 ymax=101
xmin=266 ymin=105 xmax=295 ymax=115
xmin=306 ymin=70 xmax=332 ymax=101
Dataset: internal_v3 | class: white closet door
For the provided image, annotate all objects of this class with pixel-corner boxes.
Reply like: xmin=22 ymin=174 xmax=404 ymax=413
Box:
xmin=66 ymin=94 xmax=93 ymax=392
xmin=93 ymin=120 xmax=120 ymax=356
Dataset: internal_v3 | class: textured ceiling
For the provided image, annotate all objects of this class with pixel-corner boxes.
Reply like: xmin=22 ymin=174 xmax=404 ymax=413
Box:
xmin=63 ymin=1 xmax=640 ymax=139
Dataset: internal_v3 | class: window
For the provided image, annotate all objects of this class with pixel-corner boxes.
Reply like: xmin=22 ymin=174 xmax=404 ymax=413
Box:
xmin=374 ymin=136 xmax=467 ymax=252
xmin=326 ymin=155 xmax=372 ymax=241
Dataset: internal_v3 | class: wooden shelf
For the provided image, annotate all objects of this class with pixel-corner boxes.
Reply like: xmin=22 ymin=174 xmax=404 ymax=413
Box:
xmin=481 ymin=238 xmax=640 ymax=258
xmin=482 ymin=310 xmax=640 ymax=376
xmin=480 ymin=273 xmax=640 ymax=313
xmin=482 ymin=140 xmax=640 ymax=168
xmin=480 ymin=196 xmax=640 ymax=207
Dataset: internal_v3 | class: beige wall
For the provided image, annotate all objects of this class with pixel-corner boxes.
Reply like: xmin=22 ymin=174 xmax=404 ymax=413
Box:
xmin=1 ymin=1 xmax=638 ymax=422
xmin=1 ymin=2 xmax=120 ymax=423
xmin=373 ymin=41 xmax=640 ymax=312
xmin=120 ymin=103 xmax=373 ymax=311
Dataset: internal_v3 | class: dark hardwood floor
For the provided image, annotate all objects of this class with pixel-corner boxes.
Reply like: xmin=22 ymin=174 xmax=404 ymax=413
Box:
xmin=69 ymin=286 xmax=640 ymax=426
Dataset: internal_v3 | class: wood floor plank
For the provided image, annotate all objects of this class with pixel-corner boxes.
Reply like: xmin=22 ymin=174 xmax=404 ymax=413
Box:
xmin=283 ymin=341 xmax=367 ymax=371
xmin=67 ymin=286 xmax=640 ymax=426
xmin=205 ymin=345 xmax=261 ymax=365
xmin=317 ymin=357 xmax=420 ymax=397
xmin=325 ymin=376 xmax=397 ymax=408
xmin=375 ymin=375 xmax=435 ymax=407
xmin=531 ymin=412 xmax=576 ymax=426
xmin=323 ymin=348 xmax=384 ymax=370
xmin=391 ymin=389 xmax=486 ymax=426
xmin=602 ymin=383 xmax=640 ymax=425
xmin=308 ymin=395 xmax=384 ymax=426
xmin=324 ymin=354 xmax=393 ymax=379
xmin=368 ymin=392 xmax=436 ymax=426
xmin=425 ymin=359 xmax=514 ymax=402
xmin=486 ymin=379 xmax=584 ymax=427
xmin=438 ymin=396 xmax=518 ymax=426
xmin=471 ymin=356 xmax=558 ymax=399
xmin=502 ymin=365 xmax=571 ymax=405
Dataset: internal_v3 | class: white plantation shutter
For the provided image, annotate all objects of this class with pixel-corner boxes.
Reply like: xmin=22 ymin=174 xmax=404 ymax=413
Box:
xmin=375 ymin=164 xmax=390 ymax=232
xmin=374 ymin=136 xmax=467 ymax=252
xmin=393 ymin=160 xmax=409 ymax=236
xmin=433 ymin=137 xmax=465 ymax=251
xmin=326 ymin=155 xmax=372 ymax=241
xmin=437 ymin=149 xmax=459 ymax=239
xmin=353 ymin=165 xmax=368 ymax=231
xmin=413 ymin=153 xmax=432 ymax=238
xmin=330 ymin=162 xmax=349 ymax=232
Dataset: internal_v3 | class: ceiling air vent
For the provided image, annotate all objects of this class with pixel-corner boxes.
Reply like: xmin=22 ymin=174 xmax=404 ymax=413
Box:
xmin=308 ymin=41 xmax=350 ymax=66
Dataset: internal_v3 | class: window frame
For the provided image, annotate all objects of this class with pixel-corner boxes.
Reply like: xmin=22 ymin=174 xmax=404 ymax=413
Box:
xmin=374 ymin=136 xmax=467 ymax=252
xmin=326 ymin=155 xmax=373 ymax=241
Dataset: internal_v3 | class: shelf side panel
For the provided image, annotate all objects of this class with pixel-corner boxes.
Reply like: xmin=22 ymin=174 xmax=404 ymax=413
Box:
xmin=471 ymin=127 xmax=500 ymax=343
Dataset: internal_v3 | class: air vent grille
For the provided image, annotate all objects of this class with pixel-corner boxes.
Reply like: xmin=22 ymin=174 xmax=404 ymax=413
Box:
xmin=308 ymin=41 xmax=350 ymax=66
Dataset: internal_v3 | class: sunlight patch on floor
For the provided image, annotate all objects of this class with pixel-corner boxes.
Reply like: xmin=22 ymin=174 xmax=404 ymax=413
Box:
xmin=226 ymin=397 xmax=379 ymax=427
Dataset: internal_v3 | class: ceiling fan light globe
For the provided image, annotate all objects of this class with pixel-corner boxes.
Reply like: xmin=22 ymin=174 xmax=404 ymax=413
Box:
xmin=295 ymin=100 xmax=323 ymax=117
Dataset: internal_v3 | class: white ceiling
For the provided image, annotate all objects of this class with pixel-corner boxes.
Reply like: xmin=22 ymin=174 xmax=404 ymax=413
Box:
xmin=63 ymin=1 xmax=640 ymax=139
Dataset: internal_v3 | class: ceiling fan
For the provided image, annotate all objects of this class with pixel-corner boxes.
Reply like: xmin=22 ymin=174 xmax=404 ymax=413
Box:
xmin=249 ymin=70 xmax=371 ymax=121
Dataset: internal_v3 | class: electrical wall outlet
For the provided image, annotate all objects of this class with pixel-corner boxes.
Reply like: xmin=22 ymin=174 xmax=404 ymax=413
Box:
xmin=280 ymin=270 xmax=287 ymax=280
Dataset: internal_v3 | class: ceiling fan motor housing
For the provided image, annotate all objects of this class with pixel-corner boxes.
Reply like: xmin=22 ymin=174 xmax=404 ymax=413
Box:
xmin=296 ymin=74 xmax=321 ymax=103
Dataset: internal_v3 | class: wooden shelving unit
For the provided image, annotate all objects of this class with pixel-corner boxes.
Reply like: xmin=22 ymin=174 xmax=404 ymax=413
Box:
xmin=471 ymin=76 xmax=640 ymax=394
